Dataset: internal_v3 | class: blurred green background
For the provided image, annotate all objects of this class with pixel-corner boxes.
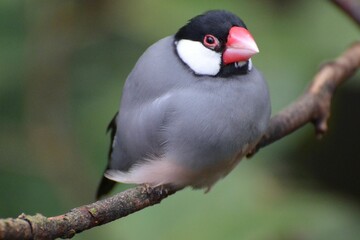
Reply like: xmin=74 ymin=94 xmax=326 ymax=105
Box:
xmin=1 ymin=1 xmax=360 ymax=239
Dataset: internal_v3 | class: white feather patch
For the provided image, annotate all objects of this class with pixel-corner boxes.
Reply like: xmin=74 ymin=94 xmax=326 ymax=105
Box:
xmin=105 ymin=157 xmax=194 ymax=187
xmin=248 ymin=59 xmax=253 ymax=71
xmin=176 ymin=39 xmax=221 ymax=76
xmin=105 ymin=142 xmax=257 ymax=191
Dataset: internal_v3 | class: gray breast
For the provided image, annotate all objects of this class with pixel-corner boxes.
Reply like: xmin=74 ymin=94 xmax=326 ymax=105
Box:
xmin=162 ymin=67 xmax=270 ymax=170
xmin=111 ymin=35 xmax=271 ymax=174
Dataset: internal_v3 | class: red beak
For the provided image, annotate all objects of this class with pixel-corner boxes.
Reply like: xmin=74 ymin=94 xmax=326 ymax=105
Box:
xmin=222 ymin=26 xmax=259 ymax=65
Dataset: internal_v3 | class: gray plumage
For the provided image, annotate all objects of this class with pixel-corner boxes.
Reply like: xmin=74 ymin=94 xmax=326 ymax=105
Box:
xmin=97 ymin=10 xmax=271 ymax=198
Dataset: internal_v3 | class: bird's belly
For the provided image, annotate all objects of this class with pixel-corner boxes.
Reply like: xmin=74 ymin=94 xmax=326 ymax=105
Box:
xmin=105 ymin=140 xmax=252 ymax=192
xmin=185 ymin=140 xmax=256 ymax=191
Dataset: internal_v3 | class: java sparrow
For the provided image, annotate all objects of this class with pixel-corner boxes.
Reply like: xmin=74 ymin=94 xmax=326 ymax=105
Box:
xmin=96 ymin=10 xmax=271 ymax=199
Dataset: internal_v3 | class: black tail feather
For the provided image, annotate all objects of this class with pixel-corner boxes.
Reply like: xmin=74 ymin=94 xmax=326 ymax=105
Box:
xmin=96 ymin=175 xmax=117 ymax=200
xmin=107 ymin=112 xmax=118 ymax=159
xmin=96 ymin=112 xmax=119 ymax=200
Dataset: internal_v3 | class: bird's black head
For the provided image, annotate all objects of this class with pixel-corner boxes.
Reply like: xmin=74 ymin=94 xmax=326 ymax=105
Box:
xmin=175 ymin=10 xmax=247 ymax=48
xmin=174 ymin=10 xmax=259 ymax=77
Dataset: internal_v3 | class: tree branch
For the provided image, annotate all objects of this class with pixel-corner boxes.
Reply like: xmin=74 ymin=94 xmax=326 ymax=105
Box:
xmin=1 ymin=41 xmax=359 ymax=240
xmin=0 ymin=185 xmax=179 ymax=239
xmin=1 ymin=2 xmax=360 ymax=239
xmin=249 ymin=41 xmax=360 ymax=154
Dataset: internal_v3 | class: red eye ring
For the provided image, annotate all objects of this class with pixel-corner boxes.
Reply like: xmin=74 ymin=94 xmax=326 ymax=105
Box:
xmin=203 ymin=34 xmax=219 ymax=49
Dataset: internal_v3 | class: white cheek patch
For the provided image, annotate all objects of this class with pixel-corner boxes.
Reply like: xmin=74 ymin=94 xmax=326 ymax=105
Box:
xmin=176 ymin=39 xmax=221 ymax=76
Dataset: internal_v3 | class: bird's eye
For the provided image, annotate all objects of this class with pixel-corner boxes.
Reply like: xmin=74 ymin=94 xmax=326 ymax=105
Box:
xmin=203 ymin=34 xmax=219 ymax=49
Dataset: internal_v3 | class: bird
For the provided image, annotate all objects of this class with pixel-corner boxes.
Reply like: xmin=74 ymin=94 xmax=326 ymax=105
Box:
xmin=96 ymin=10 xmax=271 ymax=199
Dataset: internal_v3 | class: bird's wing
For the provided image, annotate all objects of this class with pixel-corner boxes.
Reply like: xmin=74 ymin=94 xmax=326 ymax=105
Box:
xmin=97 ymin=36 xmax=178 ymax=198
xmin=111 ymin=93 xmax=173 ymax=169
xmin=97 ymin=93 xmax=174 ymax=198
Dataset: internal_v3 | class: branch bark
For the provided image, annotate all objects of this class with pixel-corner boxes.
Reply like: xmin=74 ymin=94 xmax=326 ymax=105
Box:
xmin=1 ymin=2 xmax=360 ymax=240
xmin=1 ymin=40 xmax=359 ymax=240
xmin=249 ymin=41 xmax=360 ymax=154
xmin=0 ymin=185 xmax=179 ymax=239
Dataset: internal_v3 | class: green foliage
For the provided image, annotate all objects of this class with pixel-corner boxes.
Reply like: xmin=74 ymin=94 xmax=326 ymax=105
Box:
xmin=0 ymin=1 xmax=359 ymax=239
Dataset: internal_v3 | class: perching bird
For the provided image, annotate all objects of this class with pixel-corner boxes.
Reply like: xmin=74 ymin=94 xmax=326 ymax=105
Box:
xmin=96 ymin=10 xmax=271 ymax=199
